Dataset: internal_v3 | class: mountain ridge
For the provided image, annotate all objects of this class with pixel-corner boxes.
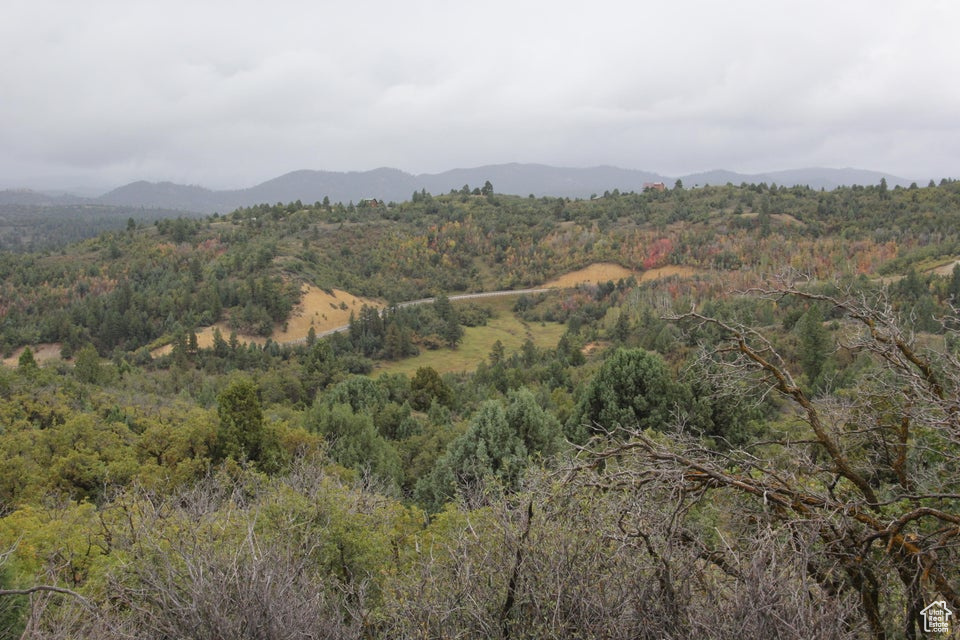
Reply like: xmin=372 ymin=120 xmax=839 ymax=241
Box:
xmin=2 ymin=164 xmax=921 ymax=214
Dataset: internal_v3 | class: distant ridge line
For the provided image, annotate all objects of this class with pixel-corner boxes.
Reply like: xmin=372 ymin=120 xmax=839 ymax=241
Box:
xmin=3 ymin=164 xmax=921 ymax=214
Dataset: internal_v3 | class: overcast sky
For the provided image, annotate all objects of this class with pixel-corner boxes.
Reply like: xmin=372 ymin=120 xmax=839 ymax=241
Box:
xmin=2 ymin=0 xmax=958 ymax=191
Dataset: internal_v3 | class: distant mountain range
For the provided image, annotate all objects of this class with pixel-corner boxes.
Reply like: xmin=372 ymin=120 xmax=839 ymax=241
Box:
xmin=0 ymin=164 xmax=918 ymax=214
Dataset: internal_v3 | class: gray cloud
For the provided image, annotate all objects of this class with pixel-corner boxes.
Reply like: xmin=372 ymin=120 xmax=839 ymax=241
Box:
xmin=2 ymin=0 xmax=958 ymax=190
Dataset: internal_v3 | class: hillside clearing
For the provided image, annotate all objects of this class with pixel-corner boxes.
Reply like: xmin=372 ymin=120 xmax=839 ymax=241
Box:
xmin=152 ymin=285 xmax=382 ymax=356
xmin=375 ymin=297 xmax=566 ymax=377
xmin=2 ymin=343 xmax=64 ymax=367
xmin=543 ymin=263 xmax=638 ymax=287
xmin=738 ymin=212 xmax=805 ymax=227
xmin=639 ymin=265 xmax=702 ymax=281
xmin=929 ymin=258 xmax=960 ymax=276
xmin=274 ymin=285 xmax=382 ymax=342
xmin=543 ymin=262 xmax=703 ymax=288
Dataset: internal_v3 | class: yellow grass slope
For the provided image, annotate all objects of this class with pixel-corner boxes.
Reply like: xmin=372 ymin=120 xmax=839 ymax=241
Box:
xmin=930 ymin=259 xmax=960 ymax=276
xmin=543 ymin=262 xmax=701 ymax=288
xmin=2 ymin=343 xmax=63 ymax=367
xmin=543 ymin=263 xmax=637 ymax=287
xmin=274 ymin=285 xmax=381 ymax=342
xmin=152 ymin=285 xmax=382 ymax=356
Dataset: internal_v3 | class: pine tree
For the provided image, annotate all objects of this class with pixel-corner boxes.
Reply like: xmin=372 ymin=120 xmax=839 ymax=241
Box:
xmin=74 ymin=344 xmax=103 ymax=384
xmin=796 ymin=305 xmax=829 ymax=389
xmin=567 ymin=348 xmax=681 ymax=443
xmin=214 ymin=377 xmax=264 ymax=463
xmin=17 ymin=346 xmax=37 ymax=373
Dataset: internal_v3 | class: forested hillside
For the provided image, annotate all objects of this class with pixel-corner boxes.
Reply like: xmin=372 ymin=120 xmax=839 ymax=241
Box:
xmin=2 ymin=180 xmax=960 ymax=638
xmin=0 ymin=203 xmax=193 ymax=252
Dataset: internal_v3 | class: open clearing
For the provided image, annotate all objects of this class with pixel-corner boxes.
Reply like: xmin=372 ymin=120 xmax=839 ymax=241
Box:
xmin=639 ymin=265 xmax=701 ymax=281
xmin=544 ymin=263 xmax=639 ymax=288
xmin=375 ymin=296 xmax=566 ymax=377
xmin=375 ymin=262 xmax=704 ymax=377
xmin=3 ymin=343 xmax=64 ymax=367
xmin=152 ymin=285 xmax=382 ymax=356
xmin=544 ymin=262 xmax=702 ymax=288
xmin=929 ymin=258 xmax=960 ymax=276
xmin=274 ymin=285 xmax=382 ymax=342
xmin=738 ymin=212 xmax=805 ymax=227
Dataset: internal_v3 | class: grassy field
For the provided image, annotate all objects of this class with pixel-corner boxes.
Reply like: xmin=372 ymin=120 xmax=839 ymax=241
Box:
xmin=151 ymin=284 xmax=380 ymax=357
xmin=927 ymin=257 xmax=960 ymax=276
xmin=374 ymin=296 xmax=567 ymax=377
xmin=541 ymin=262 xmax=703 ymax=287
xmin=543 ymin=263 xmax=637 ymax=287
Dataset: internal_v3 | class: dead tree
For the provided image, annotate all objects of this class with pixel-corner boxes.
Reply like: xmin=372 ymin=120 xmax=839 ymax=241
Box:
xmin=571 ymin=284 xmax=960 ymax=640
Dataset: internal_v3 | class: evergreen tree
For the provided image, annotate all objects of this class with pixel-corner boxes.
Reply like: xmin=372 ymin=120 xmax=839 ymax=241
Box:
xmin=796 ymin=305 xmax=829 ymax=388
xmin=443 ymin=313 xmax=463 ymax=348
xmin=612 ymin=310 xmax=631 ymax=343
xmin=433 ymin=294 xmax=463 ymax=348
xmin=949 ymin=263 xmax=960 ymax=303
xmin=489 ymin=339 xmax=506 ymax=366
xmin=323 ymin=375 xmax=386 ymax=413
xmin=214 ymin=377 xmax=264 ymax=463
xmin=17 ymin=346 xmax=37 ymax=373
xmin=410 ymin=366 xmax=451 ymax=411
xmin=417 ymin=389 xmax=561 ymax=510
xmin=74 ymin=344 xmax=103 ymax=384
xmin=567 ymin=348 xmax=681 ymax=443
xmin=504 ymin=387 xmax=562 ymax=457
xmin=307 ymin=402 xmax=401 ymax=484
xmin=212 ymin=328 xmax=229 ymax=357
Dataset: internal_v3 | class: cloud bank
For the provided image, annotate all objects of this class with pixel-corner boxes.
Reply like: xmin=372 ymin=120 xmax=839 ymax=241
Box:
xmin=2 ymin=0 xmax=958 ymax=189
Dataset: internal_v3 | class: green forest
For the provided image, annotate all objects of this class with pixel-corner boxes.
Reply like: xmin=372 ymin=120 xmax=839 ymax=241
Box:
xmin=2 ymin=180 xmax=960 ymax=638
